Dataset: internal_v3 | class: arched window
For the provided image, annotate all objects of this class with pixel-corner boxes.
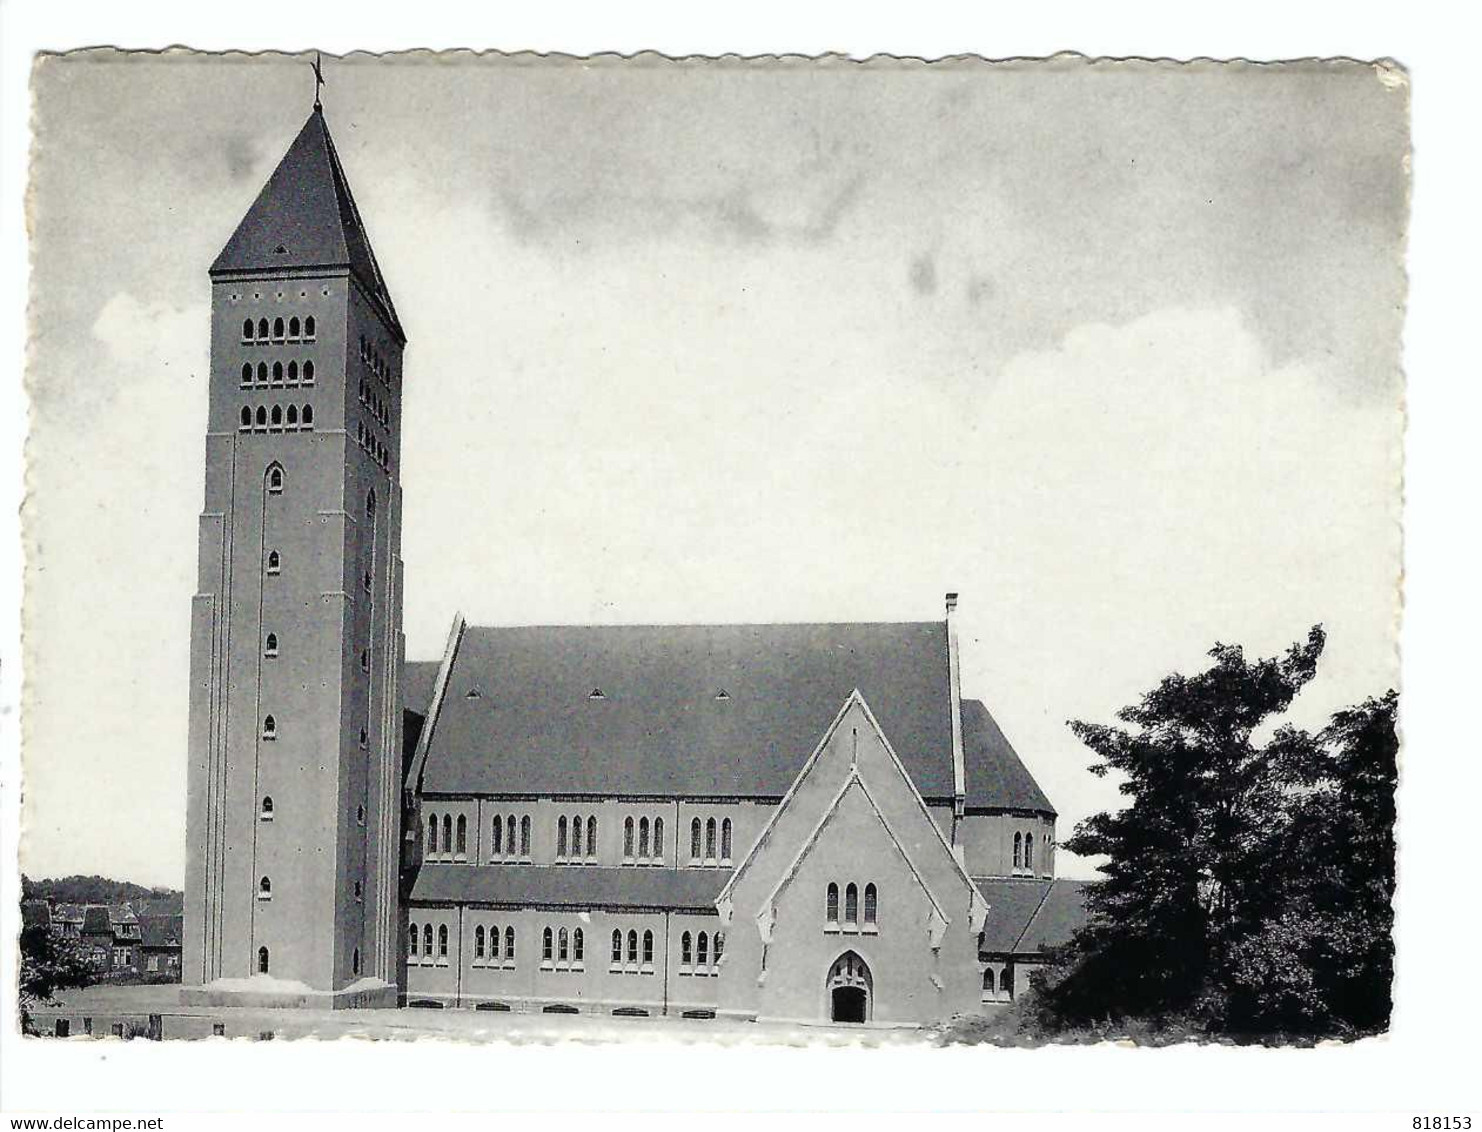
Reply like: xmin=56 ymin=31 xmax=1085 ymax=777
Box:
xmin=1025 ymin=834 xmax=1034 ymax=872
xmin=303 ymin=360 xmax=315 ymax=383
xmin=456 ymin=815 xmax=467 ymax=856
xmin=558 ymin=927 xmax=569 ymax=963
xmin=1013 ymin=832 xmax=1023 ymax=871
xmin=427 ymin=813 xmax=438 ymax=854
xmin=475 ymin=925 xmax=485 ymax=959
xmin=521 ymin=815 xmax=531 ymax=856
xmin=270 ymin=404 xmax=282 ymax=428
xmin=982 ymin=968 xmax=995 ymax=994
xmin=557 ymin=816 xmax=568 ymax=859
xmin=304 ymin=316 xmax=315 ymax=339
xmin=258 ymin=318 xmax=269 ymax=339
xmin=721 ymin=818 xmax=733 ymax=862
xmin=690 ymin=818 xmax=702 ymax=862
xmin=272 ymin=317 xmax=284 ymax=340
xmin=714 ymin=932 xmax=724 ymax=964
xmin=258 ymin=876 xmax=272 ymax=900
xmin=587 ymin=816 xmax=597 ymax=858
xmin=624 ymin=817 xmax=635 ymax=859
xmin=288 ymin=361 xmax=298 ymax=381
xmin=264 ymin=632 xmax=278 ymax=657
xmin=261 ymin=714 xmax=276 ymax=741
xmin=638 ymin=817 xmax=650 ymax=859
xmin=864 ymin=883 xmax=877 ymax=926
xmin=257 ymin=362 xmax=268 ymax=383
xmin=627 ymin=930 xmax=638 ymax=964
xmin=409 ymin=923 xmax=419 ymax=957
xmin=358 ymin=727 xmax=367 ymax=749
xmin=256 ymin=406 xmax=268 ymax=428
xmin=366 ymin=489 xmax=377 ymax=519
xmin=267 ymin=464 xmax=282 ymax=491
xmin=705 ymin=818 xmax=717 ymax=860
xmin=286 ymin=404 xmax=298 ymax=427
xmin=423 ymin=924 xmax=432 ymax=955
xmin=442 ymin=814 xmax=452 ymax=855
xmin=241 ymin=363 xmax=252 ymax=384
xmin=507 ymin=815 xmax=518 ymax=856
xmin=697 ymin=932 xmax=708 ymax=968
xmin=257 ymin=946 xmax=269 ymax=974
xmin=267 ymin=550 xmax=280 ymax=574
xmin=642 ymin=930 xmax=654 ymax=965
xmin=438 ymin=924 xmax=448 ymax=957
xmin=845 ymin=883 xmax=858 ymax=926
xmin=260 ymin=796 xmax=273 ymax=820
xmin=652 ymin=816 xmax=663 ymax=861
xmin=827 ymin=882 xmax=839 ymax=924
xmin=489 ymin=925 xmax=501 ymax=960
xmin=681 ymin=931 xmax=693 ymax=966
xmin=542 ymin=928 xmax=553 ymax=963
xmin=573 ymin=928 xmax=584 ymax=963
xmin=571 ymin=814 xmax=583 ymax=857
xmin=491 ymin=816 xmax=502 ymax=857
xmin=243 ymin=318 xmax=254 ymax=340
xmin=611 ymin=929 xmax=622 ymax=964
xmin=504 ymin=926 xmax=515 ymax=960
xmin=357 ymin=805 xmax=365 ymax=825
xmin=240 ymin=406 xmax=251 ymax=428
xmin=289 ymin=316 xmax=300 ymax=338
xmin=272 ymin=361 xmax=283 ymax=382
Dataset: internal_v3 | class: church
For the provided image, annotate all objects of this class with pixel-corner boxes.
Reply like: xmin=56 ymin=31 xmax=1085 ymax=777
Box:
xmin=181 ymin=101 xmax=1085 ymax=1027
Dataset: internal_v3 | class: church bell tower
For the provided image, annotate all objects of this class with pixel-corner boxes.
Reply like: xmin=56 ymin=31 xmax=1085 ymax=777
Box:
xmin=182 ymin=102 xmax=406 ymax=1007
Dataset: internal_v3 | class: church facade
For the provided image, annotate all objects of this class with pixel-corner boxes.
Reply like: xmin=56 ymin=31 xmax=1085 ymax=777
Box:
xmin=182 ymin=106 xmax=1084 ymax=1026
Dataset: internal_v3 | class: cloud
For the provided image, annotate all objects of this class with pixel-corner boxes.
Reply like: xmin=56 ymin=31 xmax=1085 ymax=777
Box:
xmin=92 ymin=292 xmax=203 ymax=368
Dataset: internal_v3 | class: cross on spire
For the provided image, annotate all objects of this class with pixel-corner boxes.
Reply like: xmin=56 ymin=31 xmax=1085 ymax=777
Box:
xmin=310 ymin=52 xmax=325 ymax=112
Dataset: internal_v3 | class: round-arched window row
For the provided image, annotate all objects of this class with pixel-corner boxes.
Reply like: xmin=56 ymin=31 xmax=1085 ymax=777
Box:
xmin=622 ymin=815 xmax=665 ymax=864
xmin=1012 ymin=831 xmax=1039 ymax=874
xmin=241 ymin=315 xmax=315 ymax=343
xmin=824 ymin=881 xmax=879 ymax=932
xmin=555 ymin=814 xmax=600 ymax=862
xmin=238 ymin=359 xmax=315 ymax=388
xmin=538 ymin=925 xmax=585 ymax=970
xmin=678 ymin=929 xmax=724 ymax=975
xmin=488 ymin=813 xmax=532 ymax=862
xmin=238 ymin=403 xmax=315 ymax=433
xmin=688 ymin=816 xmax=733 ymax=866
xmin=470 ymin=922 xmax=517 ymax=969
xmin=609 ymin=928 xmax=656 ymax=973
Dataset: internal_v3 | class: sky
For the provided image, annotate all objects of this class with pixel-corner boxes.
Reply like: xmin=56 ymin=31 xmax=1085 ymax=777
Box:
xmin=21 ymin=52 xmax=1407 ymax=888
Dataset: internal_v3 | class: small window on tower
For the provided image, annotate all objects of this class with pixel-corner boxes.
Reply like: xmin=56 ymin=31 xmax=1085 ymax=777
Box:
xmin=239 ymin=406 xmax=251 ymax=430
xmin=357 ymin=805 xmax=365 ymax=826
xmin=257 ymin=362 xmax=268 ymax=383
xmin=286 ymin=405 xmax=299 ymax=428
xmin=241 ymin=363 xmax=252 ymax=385
xmin=289 ymin=316 xmax=300 ymax=339
xmin=361 ymin=648 xmax=370 ymax=672
xmin=261 ymin=715 xmax=277 ymax=740
xmin=256 ymin=406 xmax=268 ymax=430
xmin=304 ymin=316 xmax=316 ymax=340
xmin=258 ymin=876 xmax=272 ymax=901
xmin=272 ymin=361 xmax=283 ymax=383
xmin=272 ymin=317 xmax=284 ymax=341
xmin=243 ymin=319 xmax=255 ymax=341
xmin=264 ymin=632 xmax=278 ymax=658
xmin=266 ymin=550 xmax=281 ymax=574
xmin=288 ymin=360 xmax=298 ymax=382
xmin=257 ymin=318 xmax=269 ymax=339
xmin=303 ymin=360 xmax=315 ymax=383
xmin=260 ymin=796 xmax=274 ymax=821
xmin=359 ymin=727 xmax=367 ymax=748
xmin=363 ymin=570 xmax=373 ymax=594
xmin=301 ymin=404 xmax=313 ymax=428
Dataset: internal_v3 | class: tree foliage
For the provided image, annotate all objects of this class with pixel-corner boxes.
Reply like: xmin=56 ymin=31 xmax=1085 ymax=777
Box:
xmin=1042 ymin=628 xmax=1397 ymax=1039
xmin=18 ymin=920 xmax=94 ymax=1011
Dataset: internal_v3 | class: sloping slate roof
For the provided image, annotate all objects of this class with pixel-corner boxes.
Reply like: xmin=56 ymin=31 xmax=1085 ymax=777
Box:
xmin=403 ymin=661 xmax=441 ymax=717
xmin=81 ymin=906 xmax=112 ymax=935
xmin=211 ymin=108 xmax=402 ymax=337
xmin=973 ymin=877 xmax=1089 ymax=955
xmin=961 ymin=699 xmax=1055 ymax=815
xmin=410 ymin=864 xmax=726 ymax=911
xmin=139 ymin=915 xmax=183 ymax=948
xmin=419 ymin=622 xmax=958 ymax=800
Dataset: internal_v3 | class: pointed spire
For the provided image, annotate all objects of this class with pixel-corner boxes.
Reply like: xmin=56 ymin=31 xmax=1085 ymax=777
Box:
xmin=211 ymin=106 xmax=402 ymax=340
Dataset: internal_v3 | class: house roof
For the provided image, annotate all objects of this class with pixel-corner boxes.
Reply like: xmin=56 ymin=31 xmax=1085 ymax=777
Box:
xmin=415 ymin=621 xmax=960 ymax=801
xmin=21 ymin=900 xmax=50 ymax=929
xmin=81 ymin=906 xmax=113 ymax=935
xmin=210 ymin=107 xmax=402 ymax=338
xmin=139 ymin=915 xmax=183 ymax=948
xmin=409 ymin=864 xmax=726 ymax=912
xmin=108 ymin=904 xmax=139 ymax=926
xmin=973 ymin=877 xmax=1089 ymax=955
xmin=961 ymin=699 xmax=1055 ymax=815
xmin=52 ymin=903 xmax=84 ymax=924
xmin=404 ymin=661 xmax=441 ymax=718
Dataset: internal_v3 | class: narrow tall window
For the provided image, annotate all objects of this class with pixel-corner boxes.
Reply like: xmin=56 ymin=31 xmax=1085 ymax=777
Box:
xmin=286 ymin=404 xmax=298 ymax=427
xmin=258 ymin=876 xmax=272 ymax=900
xmin=611 ymin=929 xmax=622 ymax=964
xmin=721 ymin=818 xmax=733 ymax=862
xmin=427 ymin=813 xmax=438 ymax=854
xmin=261 ymin=715 xmax=276 ymax=741
xmin=260 ymin=796 xmax=274 ymax=820
xmin=521 ymin=815 xmax=531 ymax=856
xmin=845 ymin=883 xmax=858 ymax=926
xmin=272 ymin=361 xmax=283 ymax=382
xmin=558 ymin=927 xmax=569 ymax=963
xmin=442 ymin=814 xmax=452 ymax=856
xmin=642 ymin=930 xmax=654 ymax=966
xmin=571 ymin=815 xmax=583 ymax=858
xmin=827 ymin=882 xmax=839 ymax=924
xmin=714 ymin=933 xmax=724 ymax=964
xmin=697 ymin=932 xmax=708 ymax=968
xmin=241 ymin=363 xmax=252 ymax=384
xmin=507 ymin=815 xmax=517 ymax=856
xmin=409 ymin=924 xmax=418 ymax=957
xmin=304 ymin=315 xmax=315 ymax=339
xmin=557 ymin=817 xmax=568 ymax=859
xmin=627 ymin=930 xmax=638 ymax=964
xmin=1013 ymin=832 xmax=1023 ymax=871
xmin=288 ymin=360 xmax=298 ymax=381
xmin=256 ymin=405 xmax=268 ymax=429
xmin=504 ymin=926 xmax=515 ymax=961
xmin=257 ymin=317 xmax=269 ymax=339
xmin=638 ymin=817 xmax=650 ymax=860
xmin=240 ymin=406 xmax=251 ymax=429
xmin=542 ymin=928 xmax=553 ymax=963
xmin=489 ymin=925 xmax=501 ymax=960
xmin=423 ymin=924 xmax=432 ymax=955
xmin=864 ymin=883 xmax=877 ymax=926
xmin=652 ymin=817 xmax=663 ymax=862
xmin=438 ymin=925 xmax=448 ymax=958
xmin=587 ymin=816 xmax=597 ymax=859
xmin=289 ymin=316 xmax=300 ymax=338
xmin=491 ymin=816 xmax=502 ymax=857
xmin=690 ymin=819 xmax=702 ymax=862
xmin=266 ymin=550 xmax=281 ymax=574
xmin=475 ymin=926 xmax=485 ymax=959
xmin=257 ymin=362 xmax=268 ymax=383
xmin=264 ymin=632 xmax=278 ymax=658
xmin=257 ymin=947 xmax=269 ymax=974
xmin=266 ymin=464 xmax=282 ymax=491
xmin=272 ymin=317 xmax=284 ymax=340
xmin=573 ymin=928 xmax=584 ymax=964
xmin=681 ymin=932 xmax=692 ymax=966
xmin=624 ymin=817 xmax=635 ymax=859
xmin=243 ymin=318 xmax=254 ymax=340
xmin=1025 ymin=834 xmax=1034 ymax=872
xmin=303 ymin=361 xmax=315 ymax=383
xmin=705 ymin=818 xmax=717 ymax=860
xmin=456 ymin=815 xmax=467 ymax=857
xmin=353 ymin=948 xmax=361 ymax=975
xmin=270 ymin=405 xmax=282 ymax=428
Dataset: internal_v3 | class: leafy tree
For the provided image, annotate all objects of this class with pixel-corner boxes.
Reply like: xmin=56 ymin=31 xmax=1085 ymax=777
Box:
xmin=1047 ymin=627 xmax=1327 ymax=1026
xmin=18 ymin=917 xmax=94 ymax=1022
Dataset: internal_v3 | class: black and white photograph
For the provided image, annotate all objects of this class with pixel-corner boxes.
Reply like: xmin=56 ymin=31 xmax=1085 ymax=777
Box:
xmin=0 ymin=11 xmax=1475 ymax=1123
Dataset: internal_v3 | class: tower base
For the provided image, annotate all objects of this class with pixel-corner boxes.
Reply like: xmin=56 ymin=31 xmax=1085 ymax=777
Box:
xmin=180 ymin=976 xmax=398 ymax=1011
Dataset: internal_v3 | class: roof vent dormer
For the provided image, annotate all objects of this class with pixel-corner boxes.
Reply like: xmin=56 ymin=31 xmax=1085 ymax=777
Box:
xmin=588 ymin=688 xmax=606 ymax=701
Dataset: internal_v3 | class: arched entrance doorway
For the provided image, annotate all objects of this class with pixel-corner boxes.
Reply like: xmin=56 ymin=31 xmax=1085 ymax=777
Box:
xmin=826 ymin=951 xmax=872 ymax=1024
